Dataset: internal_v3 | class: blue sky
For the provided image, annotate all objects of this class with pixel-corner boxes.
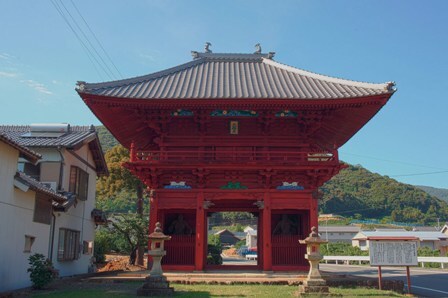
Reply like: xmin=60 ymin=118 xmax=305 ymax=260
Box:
xmin=1 ymin=1 xmax=447 ymax=189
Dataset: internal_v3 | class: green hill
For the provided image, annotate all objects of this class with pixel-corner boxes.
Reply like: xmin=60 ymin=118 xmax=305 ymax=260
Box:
xmin=95 ymin=126 xmax=448 ymax=224
xmin=96 ymin=126 xmax=118 ymax=152
xmin=320 ymin=165 xmax=448 ymax=224
xmin=416 ymin=185 xmax=448 ymax=203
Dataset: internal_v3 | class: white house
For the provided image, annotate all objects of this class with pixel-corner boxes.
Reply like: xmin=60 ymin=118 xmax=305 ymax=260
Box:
xmin=441 ymin=224 xmax=448 ymax=236
xmin=352 ymin=229 xmax=448 ymax=255
xmin=245 ymin=229 xmax=257 ymax=248
xmin=318 ymin=225 xmax=360 ymax=243
xmin=0 ymin=124 xmax=108 ymax=292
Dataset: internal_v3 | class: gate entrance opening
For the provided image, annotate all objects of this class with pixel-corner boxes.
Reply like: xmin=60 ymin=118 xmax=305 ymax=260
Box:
xmin=207 ymin=211 xmax=259 ymax=269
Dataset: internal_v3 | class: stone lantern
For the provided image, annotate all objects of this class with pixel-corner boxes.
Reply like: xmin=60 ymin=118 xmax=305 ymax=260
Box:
xmin=137 ymin=222 xmax=174 ymax=296
xmin=297 ymin=226 xmax=330 ymax=296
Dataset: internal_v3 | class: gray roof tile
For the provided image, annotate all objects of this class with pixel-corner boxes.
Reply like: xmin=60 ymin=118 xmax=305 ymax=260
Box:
xmin=0 ymin=125 xmax=95 ymax=148
xmin=0 ymin=125 xmax=108 ymax=176
xmin=0 ymin=133 xmax=41 ymax=163
xmin=78 ymin=53 xmax=395 ymax=100
xmin=14 ymin=171 xmax=67 ymax=203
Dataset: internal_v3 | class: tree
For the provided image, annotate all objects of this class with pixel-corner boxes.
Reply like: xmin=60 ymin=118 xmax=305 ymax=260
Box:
xmin=96 ymin=145 xmax=146 ymax=265
xmin=107 ymin=213 xmax=149 ymax=265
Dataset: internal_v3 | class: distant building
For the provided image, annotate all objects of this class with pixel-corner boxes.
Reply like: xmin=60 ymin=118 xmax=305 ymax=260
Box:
xmin=318 ymin=225 xmax=360 ymax=243
xmin=0 ymin=124 xmax=107 ymax=292
xmin=318 ymin=214 xmax=344 ymax=221
xmin=412 ymin=226 xmax=440 ymax=232
xmin=214 ymin=229 xmax=241 ymax=246
xmin=246 ymin=229 xmax=258 ymax=248
xmin=442 ymin=224 xmax=448 ymax=236
xmin=352 ymin=229 xmax=448 ymax=255
xmin=244 ymin=226 xmax=255 ymax=233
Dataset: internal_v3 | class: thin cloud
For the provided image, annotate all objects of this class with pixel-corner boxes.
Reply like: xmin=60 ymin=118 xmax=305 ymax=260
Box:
xmin=0 ymin=71 xmax=18 ymax=78
xmin=139 ymin=53 xmax=156 ymax=61
xmin=21 ymin=79 xmax=53 ymax=95
xmin=0 ymin=53 xmax=15 ymax=60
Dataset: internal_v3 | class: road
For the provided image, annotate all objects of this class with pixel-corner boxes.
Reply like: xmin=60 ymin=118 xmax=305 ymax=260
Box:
xmin=321 ymin=264 xmax=448 ymax=297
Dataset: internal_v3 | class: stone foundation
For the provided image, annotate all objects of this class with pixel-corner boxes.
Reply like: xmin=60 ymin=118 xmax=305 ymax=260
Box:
xmin=296 ymin=279 xmax=333 ymax=297
xmin=137 ymin=276 xmax=174 ymax=296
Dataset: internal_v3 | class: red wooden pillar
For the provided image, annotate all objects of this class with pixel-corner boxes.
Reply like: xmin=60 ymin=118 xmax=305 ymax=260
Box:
xmin=262 ymin=192 xmax=272 ymax=271
xmin=129 ymin=141 xmax=136 ymax=162
xmin=195 ymin=192 xmax=205 ymax=271
xmin=310 ymin=193 xmax=319 ymax=231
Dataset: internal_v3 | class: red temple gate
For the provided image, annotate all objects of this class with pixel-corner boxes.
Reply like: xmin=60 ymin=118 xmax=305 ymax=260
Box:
xmin=78 ymin=48 xmax=395 ymax=271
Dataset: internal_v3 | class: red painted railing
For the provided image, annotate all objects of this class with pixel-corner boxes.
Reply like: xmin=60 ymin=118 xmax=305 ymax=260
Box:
xmin=132 ymin=150 xmax=337 ymax=164
xmin=272 ymin=235 xmax=308 ymax=266
xmin=162 ymin=235 xmax=195 ymax=265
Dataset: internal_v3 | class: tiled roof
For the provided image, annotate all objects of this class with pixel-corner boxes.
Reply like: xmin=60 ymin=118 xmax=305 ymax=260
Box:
xmin=0 ymin=125 xmax=108 ymax=176
xmin=355 ymin=230 xmax=448 ymax=241
xmin=0 ymin=133 xmax=41 ymax=164
xmin=318 ymin=225 xmax=361 ymax=233
xmin=0 ymin=125 xmax=96 ymax=148
xmin=14 ymin=171 xmax=67 ymax=203
xmin=78 ymin=52 xmax=395 ymax=100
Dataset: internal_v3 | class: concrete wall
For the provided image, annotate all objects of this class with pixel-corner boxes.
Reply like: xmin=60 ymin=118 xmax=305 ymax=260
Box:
xmin=0 ymin=141 xmax=51 ymax=292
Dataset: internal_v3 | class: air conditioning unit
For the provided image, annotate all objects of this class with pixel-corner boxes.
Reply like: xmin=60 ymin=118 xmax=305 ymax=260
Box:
xmin=42 ymin=181 xmax=58 ymax=191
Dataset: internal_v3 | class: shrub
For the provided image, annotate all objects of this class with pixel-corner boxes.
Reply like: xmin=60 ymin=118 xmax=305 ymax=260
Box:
xmin=27 ymin=253 xmax=58 ymax=289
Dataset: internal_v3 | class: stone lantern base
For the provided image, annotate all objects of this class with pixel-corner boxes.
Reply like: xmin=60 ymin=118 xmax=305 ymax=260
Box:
xmin=137 ymin=275 xmax=174 ymax=296
xmin=296 ymin=279 xmax=332 ymax=296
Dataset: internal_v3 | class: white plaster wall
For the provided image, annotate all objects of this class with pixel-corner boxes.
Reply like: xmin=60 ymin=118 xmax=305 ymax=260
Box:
xmin=49 ymin=145 xmax=97 ymax=276
xmin=0 ymin=142 xmax=51 ymax=292
xmin=0 ymin=141 xmax=18 ymax=205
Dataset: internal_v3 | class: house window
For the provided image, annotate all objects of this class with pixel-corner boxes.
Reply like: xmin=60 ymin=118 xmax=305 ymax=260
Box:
xmin=58 ymin=228 xmax=80 ymax=261
xmin=33 ymin=194 xmax=52 ymax=225
xmin=24 ymin=235 xmax=36 ymax=253
xmin=69 ymin=166 xmax=89 ymax=201
xmin=83 ymin=241 xmax=93 ymax=254
xmin=19 ymin=162 xmax=41 ymax=180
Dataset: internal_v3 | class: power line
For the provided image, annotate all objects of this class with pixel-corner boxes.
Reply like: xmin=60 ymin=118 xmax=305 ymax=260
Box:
xmin=69 ymin=0 xmax=123 ymax=79
xmin=56 ymin=0 xmax=117 ymax=80
xmin=50 ymin=0 xmax=122 ymax=81
xmin=50 ymin=0 xmax=107 ymax=80
xmin=340 ymin=151 xmax=448 ymax=171
xmin=390 ymin=170 xmax=448 ymax=177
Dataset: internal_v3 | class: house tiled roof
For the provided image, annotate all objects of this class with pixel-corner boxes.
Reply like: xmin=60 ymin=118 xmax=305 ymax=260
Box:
xmin=0 ymin=125 xmax=96 ymax=148
xmin=354 ymin=230 xmax=448 ymax=241
xmin=0 ymin=133 xmax=41 ymax=164
xmin=77 ymin=52 xmax=395 ymax=100
xmin=0 ymin=125 xmax=108 ymax=176
xmin=318 ymin=225 xmax=361 ymax=233
xmin=14 ymin=171 xmax=67 ymax=203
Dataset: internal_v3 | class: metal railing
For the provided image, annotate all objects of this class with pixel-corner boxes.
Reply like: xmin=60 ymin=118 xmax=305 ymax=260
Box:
xmin=131 ymin=149 xmax=337 ymax=164
xmin=323 ymin=255 xmax=448 ymax=269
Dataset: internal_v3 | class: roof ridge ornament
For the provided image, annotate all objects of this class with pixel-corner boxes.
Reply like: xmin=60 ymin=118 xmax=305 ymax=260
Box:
xmin=204 ymin=42 xmax=212 ymax=53
xmin=386 ymin=81 xmax=397 ymax=92
xmin=254 ymin=43 xmax=261 ymax=54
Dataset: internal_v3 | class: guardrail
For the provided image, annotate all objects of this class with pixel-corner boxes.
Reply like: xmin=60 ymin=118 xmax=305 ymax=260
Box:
xmin=322 ymin=256 xmax=448 ymax=269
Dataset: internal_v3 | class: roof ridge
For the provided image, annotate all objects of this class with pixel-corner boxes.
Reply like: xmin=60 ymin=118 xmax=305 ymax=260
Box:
xmin=262 ymin=58 xmax=395 ymax=92
xmin=78 ymin=58 xmax=205 ymax=92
